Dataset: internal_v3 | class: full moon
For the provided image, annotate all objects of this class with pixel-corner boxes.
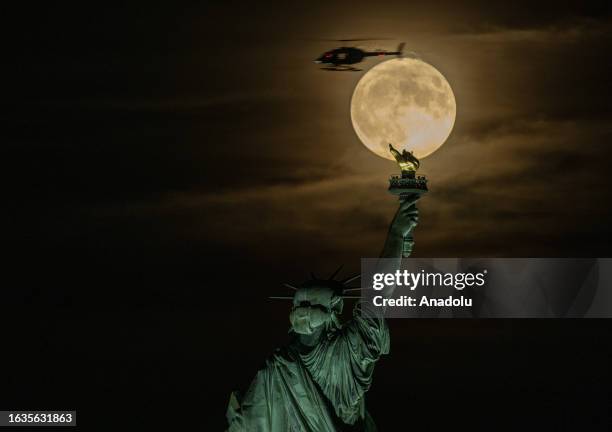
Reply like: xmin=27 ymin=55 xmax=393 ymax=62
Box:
xmin=350 ymin=58 xmax=456 ymax=160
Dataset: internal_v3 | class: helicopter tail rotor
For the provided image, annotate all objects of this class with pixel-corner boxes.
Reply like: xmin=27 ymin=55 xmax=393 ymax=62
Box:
xmin=396 ymin=42 xmax=405 ymax=57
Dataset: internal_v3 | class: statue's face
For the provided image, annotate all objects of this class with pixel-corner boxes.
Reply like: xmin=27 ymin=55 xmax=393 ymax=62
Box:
xmin=289 ymin=285 xmax=341 ymax=335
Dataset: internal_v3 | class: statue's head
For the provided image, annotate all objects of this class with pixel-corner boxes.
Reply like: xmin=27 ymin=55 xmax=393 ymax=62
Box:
xmin=289 ymin=280 xmax=344 ymax=335
xmin=275 ymin=268 xmax=360 ymax=336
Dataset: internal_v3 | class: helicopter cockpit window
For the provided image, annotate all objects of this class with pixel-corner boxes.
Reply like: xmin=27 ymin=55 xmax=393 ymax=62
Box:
xmin=337 ymin=53 xmax=347 ymax=60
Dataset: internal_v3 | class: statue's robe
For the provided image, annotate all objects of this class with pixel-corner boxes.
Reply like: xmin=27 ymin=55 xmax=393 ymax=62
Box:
xmin=226 ymin=306 xmax=389 ymax=431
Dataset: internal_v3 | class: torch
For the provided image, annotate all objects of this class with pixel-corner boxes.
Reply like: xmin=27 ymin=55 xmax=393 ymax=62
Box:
xmin=388 ymin=143 xmax=428 ymax=258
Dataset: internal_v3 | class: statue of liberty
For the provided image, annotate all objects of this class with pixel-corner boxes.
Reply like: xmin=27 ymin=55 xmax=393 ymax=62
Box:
xmin=226 ymin=146 xmax=421 ymax=431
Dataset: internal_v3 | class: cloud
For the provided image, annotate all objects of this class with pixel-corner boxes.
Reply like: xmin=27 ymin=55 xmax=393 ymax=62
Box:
xmin=451 ymin=18 xmax=611 ymax=44
xmin=89 ymin=112 xmax=611 ymax=262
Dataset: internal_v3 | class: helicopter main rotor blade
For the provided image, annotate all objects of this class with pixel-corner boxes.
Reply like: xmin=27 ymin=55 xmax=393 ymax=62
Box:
xmin=308 ymin=37 xmax=395 ymax=42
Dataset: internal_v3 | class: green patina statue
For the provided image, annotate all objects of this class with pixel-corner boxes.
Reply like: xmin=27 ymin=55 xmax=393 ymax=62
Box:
xmin=226 ymin=146 xmax=421 ymax=431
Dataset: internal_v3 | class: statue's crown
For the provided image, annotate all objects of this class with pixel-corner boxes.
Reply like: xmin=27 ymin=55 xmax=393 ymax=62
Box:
xmin=269 ymin=266 xmax=362 ymax=305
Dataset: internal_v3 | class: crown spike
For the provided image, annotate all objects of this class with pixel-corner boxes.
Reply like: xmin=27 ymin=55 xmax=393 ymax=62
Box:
xmin=342 ymin=274 xmax=361 ymax=285
xmin=328 ymin=264 xmax=344 ymax=280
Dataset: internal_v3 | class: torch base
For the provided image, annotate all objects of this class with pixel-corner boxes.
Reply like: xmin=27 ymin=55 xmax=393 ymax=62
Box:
xmin=388 ymin=173 xmax=428 ymax=196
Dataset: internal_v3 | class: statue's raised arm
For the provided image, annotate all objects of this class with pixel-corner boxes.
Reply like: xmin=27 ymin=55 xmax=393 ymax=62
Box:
xmin=374 ymin=144 xmax=423 ymax=300
xmin=380 ymin=194 xmax=419 ymax=259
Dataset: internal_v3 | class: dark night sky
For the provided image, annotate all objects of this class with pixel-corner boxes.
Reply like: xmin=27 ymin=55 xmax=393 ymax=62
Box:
xmin=3 ymin=1 xmax=612 ymax=430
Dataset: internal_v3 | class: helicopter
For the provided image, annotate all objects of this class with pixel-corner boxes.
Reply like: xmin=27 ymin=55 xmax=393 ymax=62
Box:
xmin=314 ymin=40 xmax=405 ymax=71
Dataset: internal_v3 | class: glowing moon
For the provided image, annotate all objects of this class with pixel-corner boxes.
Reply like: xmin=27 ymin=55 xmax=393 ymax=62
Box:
xmin=350 ymin=57 xmax=456 ymax=160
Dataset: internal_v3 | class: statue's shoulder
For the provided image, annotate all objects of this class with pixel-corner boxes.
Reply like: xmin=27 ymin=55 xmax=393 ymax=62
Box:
xmin=260 ymin=343 xmax=301 ymax=369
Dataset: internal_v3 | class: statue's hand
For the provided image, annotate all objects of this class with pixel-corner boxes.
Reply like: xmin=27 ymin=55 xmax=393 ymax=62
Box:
xmin=390 ymin=194 xmax=420 ymax=238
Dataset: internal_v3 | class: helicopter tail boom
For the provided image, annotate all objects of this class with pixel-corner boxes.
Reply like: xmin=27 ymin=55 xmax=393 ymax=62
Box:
xmin=364 ymin=42 xmax=405 ymax=57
